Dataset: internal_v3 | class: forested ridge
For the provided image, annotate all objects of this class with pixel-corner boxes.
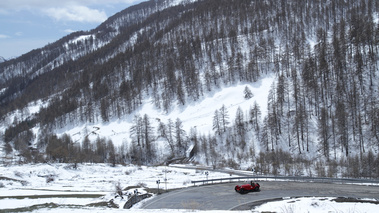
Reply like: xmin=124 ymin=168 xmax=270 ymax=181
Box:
xmin=1 ymin=0 xmax=379 ymax=178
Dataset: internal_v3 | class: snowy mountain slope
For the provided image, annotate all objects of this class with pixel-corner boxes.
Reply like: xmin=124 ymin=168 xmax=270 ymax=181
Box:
xmin=0 ymin=0 xmax=379 ymax=177
xmin=10 ymin=74 xmax=274 ymax=167
xmin=0 ymin=0 xmax=196 ymax=83
xmin=54 ymin=75 xmax=274 ymax=146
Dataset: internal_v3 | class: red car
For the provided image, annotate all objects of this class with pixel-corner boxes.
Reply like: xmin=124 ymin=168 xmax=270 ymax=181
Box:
xmin=235 ymin=181 xmax=260 ymax=194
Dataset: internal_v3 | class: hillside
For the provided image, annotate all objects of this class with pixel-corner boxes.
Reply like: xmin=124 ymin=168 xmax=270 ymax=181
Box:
xmin=1 ymin=0 xmax=379 ymax=178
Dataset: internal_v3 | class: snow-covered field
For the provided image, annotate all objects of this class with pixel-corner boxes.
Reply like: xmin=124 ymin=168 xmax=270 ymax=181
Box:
xmin=253 ymin=197 xmax=379 ymax=213
xmin=0 ymin=163 xmax=235 ymax=211
xmin=1 ymin=163 xmax=379 ymax=213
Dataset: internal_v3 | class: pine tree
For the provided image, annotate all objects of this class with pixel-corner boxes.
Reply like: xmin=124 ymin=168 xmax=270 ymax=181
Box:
xmin=234 ymin=107 xmax=246 ymax=148
xmin=318 ymin=107 xmax=330 ymax=160
xmin=142 ymin=114 xmax=155 ymax=163
xmin=243 ymin=86 xmax=253 ymax=99
xmin=130 ymin=115 xmax=143 ymax=147
xmin=250 ymin=101 xmax=261 ymax=136
xmin=175 ymin=118 xmax=186 ymax=156
xmin=219 ymin=105 xmax=230 ymax=133
xmin=213 ymin=109 xmax=222 ymax=135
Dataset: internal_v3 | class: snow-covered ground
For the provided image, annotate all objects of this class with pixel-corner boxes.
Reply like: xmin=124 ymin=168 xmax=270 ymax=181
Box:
xmin=1 ymin=163 xmax=379 ymax=212
xmin=0 ymin=163 xmax=244 ymax=212
xmin=253 ymin=197 xmax=379 ymax=213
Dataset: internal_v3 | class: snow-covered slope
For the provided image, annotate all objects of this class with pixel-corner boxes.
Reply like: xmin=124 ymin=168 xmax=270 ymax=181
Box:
xmin=54 ymin=75 xmax=274 ymax=147
xmin=1 ymin=0 xmax=379 ymax=176
xmin=0 ymin=0 xmax=197 ymax=83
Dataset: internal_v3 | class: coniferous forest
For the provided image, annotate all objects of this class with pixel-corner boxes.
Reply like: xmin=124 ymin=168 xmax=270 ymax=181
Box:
xmin=1 ymin=0 xmax=379 ymax=178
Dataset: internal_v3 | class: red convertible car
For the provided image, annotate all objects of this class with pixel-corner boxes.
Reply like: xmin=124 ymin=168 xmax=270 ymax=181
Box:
xmin=235 ymin=181 xmax=260 ymax=194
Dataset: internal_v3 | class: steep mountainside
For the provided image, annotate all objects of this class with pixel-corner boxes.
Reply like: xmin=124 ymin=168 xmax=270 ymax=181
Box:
xmin=1 ymin=0 xmax=379 ymax=177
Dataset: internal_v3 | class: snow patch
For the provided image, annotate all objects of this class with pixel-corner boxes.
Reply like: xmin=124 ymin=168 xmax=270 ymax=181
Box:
xmin=168 ymin=0 xmax=198 ymax=7
xmin=72 ymin=35 xmax=93 ymax=44
xmin=0 ymin=87 xmax=6 ymax=95
xmin=374 ymin=12 xmax=379 ymax=24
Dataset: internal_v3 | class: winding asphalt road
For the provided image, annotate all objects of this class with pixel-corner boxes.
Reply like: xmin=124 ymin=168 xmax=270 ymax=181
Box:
xmin=142 ymin=181 xmax=379 ymax=210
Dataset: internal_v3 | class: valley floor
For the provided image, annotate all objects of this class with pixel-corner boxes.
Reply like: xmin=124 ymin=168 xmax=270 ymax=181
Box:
xmin=1 ymin=163 xmax=378 ymax=212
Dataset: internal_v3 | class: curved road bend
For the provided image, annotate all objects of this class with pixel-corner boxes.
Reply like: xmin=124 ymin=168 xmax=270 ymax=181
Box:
xmin=142 ymin=181 xmax=379 ymax=210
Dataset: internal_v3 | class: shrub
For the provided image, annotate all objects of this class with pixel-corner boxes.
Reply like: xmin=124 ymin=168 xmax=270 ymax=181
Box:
xmin=137 ymin=182 xmax=147 ymax=188
xmin=115 ymin=182 xmax=124 ymax=198
xmin=46 ymin=175 xmax=55 ymax=183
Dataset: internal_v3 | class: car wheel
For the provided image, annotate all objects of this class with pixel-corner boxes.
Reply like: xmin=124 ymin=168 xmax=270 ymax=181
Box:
xmin=240 ymin=189 xmax=245 ymax=194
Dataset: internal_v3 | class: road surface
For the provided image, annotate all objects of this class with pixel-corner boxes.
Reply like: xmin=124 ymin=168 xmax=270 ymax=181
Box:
xmin=142 ymin=181 xmax=379 ymax=210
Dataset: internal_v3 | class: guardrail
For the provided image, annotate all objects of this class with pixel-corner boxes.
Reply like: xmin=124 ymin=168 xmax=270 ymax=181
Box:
xmin=191 ymin=175 xmax=379 ymax=186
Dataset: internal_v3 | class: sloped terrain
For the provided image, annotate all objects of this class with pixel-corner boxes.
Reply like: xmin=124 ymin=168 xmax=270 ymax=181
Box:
xmin=0 ymin=0 xmax=378 ymax=178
